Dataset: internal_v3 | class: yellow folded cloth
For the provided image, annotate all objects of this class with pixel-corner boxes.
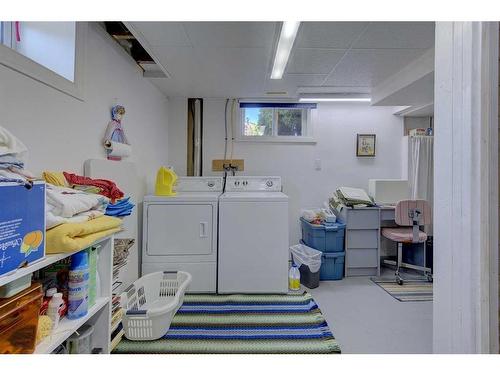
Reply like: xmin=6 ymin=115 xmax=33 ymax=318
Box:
xmin=46 ymin=216 xmax=122 ymax=254
xmin=42 ymin=171 xmax=68 ymax=187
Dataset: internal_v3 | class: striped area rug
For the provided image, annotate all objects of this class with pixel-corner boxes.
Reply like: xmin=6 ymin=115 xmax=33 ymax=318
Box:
xmin=113 ymin=292 xmax=340 ymax=354
xmin=371 ymin=279 xmax=433 ymax=302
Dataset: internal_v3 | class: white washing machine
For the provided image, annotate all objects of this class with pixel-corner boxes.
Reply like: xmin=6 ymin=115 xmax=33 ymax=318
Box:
xmin=142 ymin=177 xmax=223 ymax=293
xmin=218 ymin=176 xmax=289 ymax=294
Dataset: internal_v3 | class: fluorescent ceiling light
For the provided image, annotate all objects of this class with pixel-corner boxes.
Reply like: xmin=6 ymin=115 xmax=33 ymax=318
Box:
xmin=270 ymin=21 xmax=300 ymax=80
xmin=299 ymin=94 xmax=371 ymax=103
xmin=299 ymin=97 xmax=371 ymax=102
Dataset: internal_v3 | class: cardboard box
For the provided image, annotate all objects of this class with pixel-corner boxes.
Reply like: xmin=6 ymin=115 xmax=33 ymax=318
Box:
xmin=409 ymin=128 xmax=427 ymax=136
xmin=0 ymin=181 xmax=45 ymax=276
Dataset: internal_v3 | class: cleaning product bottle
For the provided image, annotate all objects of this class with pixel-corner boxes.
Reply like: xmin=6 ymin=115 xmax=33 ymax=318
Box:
xmin=155 ymin=166 xmax=178 ymax=196
xmin=289 ymin=263 xmax=301 ymax=291
xmin=40 ymin=287 xmax=57 ymax=315
xmin=47 ymin=293 xmax=64 ymax=329
xmin=68 ymin=251 xmax=89 ymax=320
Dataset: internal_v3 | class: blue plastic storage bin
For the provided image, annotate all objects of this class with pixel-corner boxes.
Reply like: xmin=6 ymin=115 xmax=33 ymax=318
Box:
xmin=300 ymin=217 xmax=346 ymax=253
xmin=319 ymin=251 xmax=345 ymax=281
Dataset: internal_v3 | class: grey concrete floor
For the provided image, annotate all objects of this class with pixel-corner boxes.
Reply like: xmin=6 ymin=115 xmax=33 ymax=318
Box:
xmin=307 ymin=267 xmax=433 ymax=354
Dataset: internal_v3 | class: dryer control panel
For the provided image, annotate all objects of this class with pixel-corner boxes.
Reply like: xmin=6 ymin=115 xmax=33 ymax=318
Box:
xmin=225 ymin=176 xmax=282 ymax=192
xmin=176 ymin=177 xmax=223 ymax=192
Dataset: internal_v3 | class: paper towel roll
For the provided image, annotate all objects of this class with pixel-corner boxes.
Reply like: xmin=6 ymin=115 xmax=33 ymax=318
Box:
xmin=104 ymin=140 xmax=132 ymax=158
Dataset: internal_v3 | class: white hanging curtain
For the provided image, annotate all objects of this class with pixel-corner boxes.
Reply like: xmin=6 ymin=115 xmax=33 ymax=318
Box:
xmin=408 ymin=136 xmax=434 ymax=233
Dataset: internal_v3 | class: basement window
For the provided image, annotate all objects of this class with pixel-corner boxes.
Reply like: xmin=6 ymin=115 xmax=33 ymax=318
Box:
xmin=238 ymin=102 xmax=316 ymax=143
xmin=0 ymin=22 xmax=85 ymax=99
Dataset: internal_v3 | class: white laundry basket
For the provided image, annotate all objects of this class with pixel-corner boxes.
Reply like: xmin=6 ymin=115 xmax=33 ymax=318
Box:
xmin=120 ymin=271 xmax=192 ymax=341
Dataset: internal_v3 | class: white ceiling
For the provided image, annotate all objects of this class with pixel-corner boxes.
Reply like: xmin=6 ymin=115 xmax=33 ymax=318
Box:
xmin=129 ymin=21 xmax=435 ymax=98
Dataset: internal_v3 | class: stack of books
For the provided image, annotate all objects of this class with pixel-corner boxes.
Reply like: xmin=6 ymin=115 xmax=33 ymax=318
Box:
xmin=110 ymin=238 xmax=134 ymax=351
xmin=110 ymin=295 xmax=124 ymax=350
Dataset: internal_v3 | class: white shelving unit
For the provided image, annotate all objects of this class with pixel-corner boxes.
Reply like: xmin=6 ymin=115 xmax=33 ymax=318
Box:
xmin=35 ymin=297 xmax=108 ymax=354
xmin=0 ymin=235 xmax=114 ymax=354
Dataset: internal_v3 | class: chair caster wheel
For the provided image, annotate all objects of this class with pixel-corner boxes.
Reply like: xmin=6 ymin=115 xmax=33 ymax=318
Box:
xmin=396 ymin=277 xmax=403 ymax=286
xmin=427 ymin=274 xmax=433 ymax=283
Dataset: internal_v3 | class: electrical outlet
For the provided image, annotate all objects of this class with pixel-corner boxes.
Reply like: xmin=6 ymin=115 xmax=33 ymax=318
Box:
xmin=212 ymin=159 xmax=245 ymax=172
xmin=314 ymin=159 xmax=322 ymax=171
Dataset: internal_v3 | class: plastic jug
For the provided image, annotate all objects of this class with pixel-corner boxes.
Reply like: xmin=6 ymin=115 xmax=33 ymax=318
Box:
xmin=289 ymin=264 xmax=301 ymax=291
xmin=155 ymin=166 xmax=178 ymax=196
xmin=68 ymin=251 xmax=89 ymax=320
xmin=47 ymin=293 xmax=64 ymax=329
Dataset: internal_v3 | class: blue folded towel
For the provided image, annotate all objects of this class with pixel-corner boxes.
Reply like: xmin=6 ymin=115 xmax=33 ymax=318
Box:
xmin=106 ymin=196 xmax=135 ymax=217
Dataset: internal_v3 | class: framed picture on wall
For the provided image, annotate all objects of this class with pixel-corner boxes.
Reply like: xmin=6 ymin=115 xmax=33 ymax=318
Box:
xmin=356 ymin=134 xmax=376 ymax=157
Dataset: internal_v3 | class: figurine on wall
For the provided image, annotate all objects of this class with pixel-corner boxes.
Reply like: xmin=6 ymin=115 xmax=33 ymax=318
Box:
xmin=103 ymin=105 xmax=132 ymax=161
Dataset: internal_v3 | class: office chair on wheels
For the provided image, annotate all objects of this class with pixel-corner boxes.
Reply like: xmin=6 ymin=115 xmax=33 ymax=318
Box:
xmin=382 ymin=199 xmax=432 ymax=285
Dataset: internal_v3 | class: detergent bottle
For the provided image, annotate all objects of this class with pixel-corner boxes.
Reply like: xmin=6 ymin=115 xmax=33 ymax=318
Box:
xmin=67 ymin=251 xmax=89 ymax=320
xmin=155 ymin=166 xmax=178 ymax=196
xmin=289 ymin=263 xmax=301 ymax=291
xmin=47 ymin=293 xmax=64 ymax=329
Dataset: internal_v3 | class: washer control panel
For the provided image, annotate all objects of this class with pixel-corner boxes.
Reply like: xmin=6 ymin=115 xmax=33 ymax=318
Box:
xmin=175 ymin=177 xmax=223 ymax=192
xmin=225 ymin=176 xmax=282 ymax=192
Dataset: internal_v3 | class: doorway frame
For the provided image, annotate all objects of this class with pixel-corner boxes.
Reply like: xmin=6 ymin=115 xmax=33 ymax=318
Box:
xmin=433 ymin=21 xmax=499 ymax=353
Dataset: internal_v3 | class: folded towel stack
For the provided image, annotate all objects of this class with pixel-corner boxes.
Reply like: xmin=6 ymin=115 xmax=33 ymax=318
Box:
xmin=63 ymin=172 xmax=124 ymax=203
xmin=46 ymin=216 xmax=122 ymax=254
xmin=45 ymin=184 xmax=110 ymax=229
xmin=0 ymin=154 xmax=24 ymax=170
xmin=106 ymin=197 xmax=135 ymax=218
xmin=0 ymin=126 xmax=34 ymax=187
xmin=42 ymin=171 xmax=134 ymax=231
xmin=44 ymin=182 xmax=124 ymax=253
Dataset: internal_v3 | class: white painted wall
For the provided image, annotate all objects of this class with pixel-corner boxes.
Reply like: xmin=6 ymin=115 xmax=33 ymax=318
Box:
xmin=433 ymin=21 xmax=499 ymax=354
xmin=169 ymin=98 xmax=404 ymax=244
xmin=0 ymin=23 xmax=169 ymax=196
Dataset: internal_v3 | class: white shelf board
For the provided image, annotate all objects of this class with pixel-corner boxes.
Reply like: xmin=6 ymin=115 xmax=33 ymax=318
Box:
xmin=0 ymin=235 xmax=113 ymax=287
xmin=35 ymin=297 xmax=110 ymax=354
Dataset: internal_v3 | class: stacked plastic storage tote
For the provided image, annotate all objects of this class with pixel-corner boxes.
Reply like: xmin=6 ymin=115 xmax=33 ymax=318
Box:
xmin=300 ymin=217 xmax=346 ymax=280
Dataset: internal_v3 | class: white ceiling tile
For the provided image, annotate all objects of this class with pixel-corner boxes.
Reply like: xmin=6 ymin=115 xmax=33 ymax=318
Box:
xmin=191 ymin=47 xmax=269 ymax=96
xmin=353 ymin=22 xmax=435 ymax=49
xmin=183 ymin=22 xmax=277 ymax=48
xmin=263 ymin=74 xmax=328 ymax=97
xmin=295 ymin=22 xmax=369 ymax=48
xmin=154 ymin=47 xmax=199 ymax=77
xmin=151 ymin=46 xmax=271 ymax=97
xmin=194 ymin=47 xmax=268 ymax=79
xmin=132 ymin=22 xmax=192 ymax=47
xmin=283 ymin=74 xmax=329 ymax=86
xmin=286 ymin=48 xmax=345 ymax=74
xmin=297 ymin=86 xmax=371 ymax=94
xmin=133 ymin=21 xmax=435 ymax=98
xmin=325 ymin=49 xmax=428 ymax=87
xmin=152 ymin=47 xmax=203 ymax=96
